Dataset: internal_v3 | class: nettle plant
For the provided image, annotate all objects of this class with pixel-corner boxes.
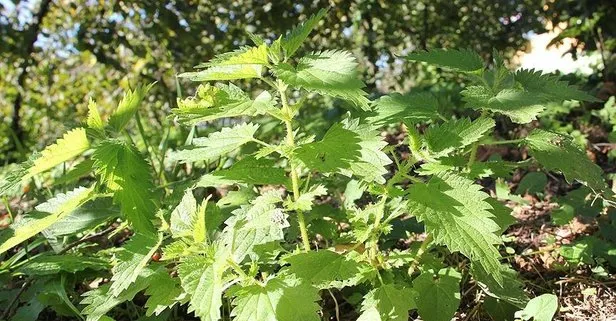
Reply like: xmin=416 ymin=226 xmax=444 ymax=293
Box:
xmin=0 ymin=10 xmax=611 ymax=321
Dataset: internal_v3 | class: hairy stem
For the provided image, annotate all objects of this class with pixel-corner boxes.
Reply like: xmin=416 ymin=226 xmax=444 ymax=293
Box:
xmin=277 ymin=81 xmax=311 ymax=252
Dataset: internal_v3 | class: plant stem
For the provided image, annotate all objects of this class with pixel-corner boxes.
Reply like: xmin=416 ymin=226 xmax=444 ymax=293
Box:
xmin=327 ymin=289 xmax=341 ymax=321
xmin=58 ymin=225 xmax=116 ymax=255
xmin=482 ymin=138 xmax=524 ymax=145
xmin=467 ymin=142 xmax=479 ymax=168
xmin=0 ymin=278 xmax=32 ymax=320
xmin=468 ymin=137 xmax=526 ymax=167
xmin=277 ymin=81 xmax=311 ymax=252
xmin=2 ymin=196 xmax=13 ymax=223
xmin=226 ymin=258 xmax=249 ymax=280
xmin=261 ymin=77 xmax=278 ymax=90
xmin=227 ymin=258 xmax=265 ymax=286
xmin=408 ymin=233 xmax=433 ymax=275
xmin=135 ymin=112 xmax=163 ymax=181
xmin=376 ymin=270 xmax=385 ymax=285
xmin=251 ymin=138 xmax=275 ymax=149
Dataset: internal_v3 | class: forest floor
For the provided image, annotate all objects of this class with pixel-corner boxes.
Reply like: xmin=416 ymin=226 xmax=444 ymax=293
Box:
xmin=470 ymin=195 xmax=616 ymax=321
xmin=457 ymin=128 xmax=616 ymax=321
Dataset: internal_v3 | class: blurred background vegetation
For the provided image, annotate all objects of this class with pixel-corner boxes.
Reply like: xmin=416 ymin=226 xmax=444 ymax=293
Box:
xmin=1 ymin=0 xmax=615 ymax=164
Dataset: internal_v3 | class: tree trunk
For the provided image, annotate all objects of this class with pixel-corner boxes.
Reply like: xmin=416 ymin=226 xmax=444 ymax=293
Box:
xmin=10 ymin=0 xmax=52 ymax=152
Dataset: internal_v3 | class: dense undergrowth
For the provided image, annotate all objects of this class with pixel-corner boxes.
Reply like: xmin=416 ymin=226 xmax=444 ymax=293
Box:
xmin=1 ymin=10 xmax=615 ymax=321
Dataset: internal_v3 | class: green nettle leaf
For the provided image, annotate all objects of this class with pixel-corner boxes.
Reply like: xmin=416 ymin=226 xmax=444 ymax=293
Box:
xmin=366 ymin=92 xmax=439 ymax=126
xmin=514 ymin=68 xmax=599 ymax=103
xmin=514 ymin=294 xmax=558 ymax=321
xmin=296 ymin=123 xmax=362 ymax=173
xmin=217 ymin=187 xmax=257 ymax=208
xmin=144 ymin=271 xmax=185 ymax=316
xmin=406 ymin=173 xmax=503 ymax=283
xmin=43 ymin=198 xmax=118 ymax=237
xmin=191 ymin=123 xmax=258 ymax=149
xmin=109 ymin=83 xmax=153 ymax=132
xmin=230 ymin=277 xmax=321 ymax=321
xmin=28 ymin=127 xmax=90 ymax=178
xmin=0 ymin=186 xmax=93 ymax=255
xmin=462 ymin=86 xmax=544 ymax=124
xmin=461 ymin=68 xmax=597 ymax=124
xmin=273 ymin=50 xmax=370 ymax=110
xmin=423 ymin=117 xmax=495 ymax=158
xmin=87 ymin=98 xmax=105 ymax=134
xmin=484 ymin=89 xmax=545 ymax=123
xmin=199 ymin=43 xmax=269 ymax=67
xmin=559 ymin=237 xmax=601 ymax=265
xmin=268 ymin=36 xmax=283 ymax=64
xmin=515 ymin=171 xmax=547 ymax=195
xmin=413 ymin=268 xmax=461 ymax=321
xmin=179 ymin=64 xmax=263 ymax=81
xmin=467 ymin=159 xmax=523 ymax=179
xmin=170 ymin=189 xmax=199 ymax=239
xmin=485 ymin=198 xmax=516 ymax=235
xmin=92 ymin=140 xmax=158 ymax=233
xmin=162 ymin=240 xmax=191 ymax=261
xmin=417 ymin=161 xmax=458 ymax=176
xmin=525 ymin=129 xmax=608 ymax=193
xmin=348 ymin=200 xmax=386 ymax=244
xmin=173 ymin=83 xmax=273 ymax=124
xmin=284 ymin=250 xmax=366 ymax=288
xmin=223 ymin=191 xmax=287 ymax=262
xmin=251 ymin=91 xmax=284 ymax=118
xmin=406 ymin=49 xmax=484 ymax=72
xmin=484 ymin=54 xmax=515 ymax=92
xmin=344 ymin=179 xmax=366 ymax=209
xmin=0 ymin=162 xmax=29 ymax=197
xmin=109 ymin=233 xmax=163 ymax=297
xmin=247 ymin=31 xmax=265 ymax=46
xmin=169 ymin=122 xmax=259 ymax=163
xmin=483 ymin=297 xmax=519 ymax=321
xmin=40 ymin=276 xmax=84 ymax=318
xmin=419 ymin=155 xmax=521 ymax=178
xmin=284 ymin=184 xmax=327 ymax=211
xmin=82 ymin=268 xmax=157 ymax=321
xmin=552 ymin=204 xmax=575 ymax=226
xmin=556 ymin=186 xmax=602 ymax=218
xmin=196 ymin=156 xmax=290 ymax=188
xmin=170 ymin=189 xmax=222 ymax=242
xmin=17 ymin=254 xmax=109 ymax=276
xmin=178 ymin=255 xmax=225 ymax=321
xmin=82 ymin=285 xmax=130 ymax=321
xmin=357 ymin=284 xmax=416 ymax=321
xmin=341 ymin=119 xmax=392 ymax=184
xmin=470 ymin=263 xmax=528 ymax=307
xmin=281 ymin=8 xmax=328 ymax=57
xmin=10 ymin=295 xmax=45 ymax=321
